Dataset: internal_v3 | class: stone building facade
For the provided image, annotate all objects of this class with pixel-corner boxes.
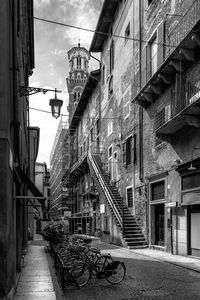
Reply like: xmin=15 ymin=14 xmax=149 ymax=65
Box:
xmin=133 ymin=0 xmax=200 ymax=255
xmin=67 ymin=0 xmax=200 ymax=256
xmin=68 ymin=0 xmax=146 ymax=248
xmin=0 ymin=1 xmax=45 ymax=299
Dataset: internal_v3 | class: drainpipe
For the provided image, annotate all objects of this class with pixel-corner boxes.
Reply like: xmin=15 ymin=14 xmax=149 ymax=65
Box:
xmin=12 ymin=1 xmax=19 ymax=163
xmin=139 ymin=0 xmax=144 ymax=182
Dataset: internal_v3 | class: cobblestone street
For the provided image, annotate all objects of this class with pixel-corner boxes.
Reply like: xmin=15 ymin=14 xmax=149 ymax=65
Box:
xmin=62 ymin=240 xmax=200 ymax=300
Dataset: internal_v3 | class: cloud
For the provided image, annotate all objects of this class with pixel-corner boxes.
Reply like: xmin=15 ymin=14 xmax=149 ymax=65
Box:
xmin=30 ymin=0 xmax=103 ymax=166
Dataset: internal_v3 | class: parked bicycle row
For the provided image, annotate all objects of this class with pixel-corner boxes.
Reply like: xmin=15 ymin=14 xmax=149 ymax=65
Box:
xmin=42 ymin=222 xmax=126 ymax=289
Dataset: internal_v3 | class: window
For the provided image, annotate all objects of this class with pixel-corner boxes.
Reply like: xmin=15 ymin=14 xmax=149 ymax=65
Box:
xmin=154 ymin=105 xmax=171 ymax=130
xmin=110 ymin=40 xmax=114 ymax=73
xmin=151 ymin=181 xmax=165 ymax=201
xmin=182 ymin=173 xmax=200 ymax=190
xmin=107 ymin=119 xmax=113 ymax=136
xmin=124 ymin=90 xmax=130 ymax=118
xmin=127 ymin=187 xmax=133 ymax=207
xmin=96 ymin=119 xmax=100 ymax=135
xmin=126 ymin=136 xmax=132 ymax=165
xmin=123 ymin=134 xmax=137 ymax=166
xmin=149 ymin=33 xmax=158 ymax=76
xmin=77 ymin=56 xmax=81 ymax=69
xmin=108 ymin=75 xmax=113 ymax=97
xmin=74 ymin=92 xmax=77 ymax=101
xmin=107 ymin=109 xmax=113 ymax=136
xmin=125 ymin=23 xmax=130 ymax=44
xmin=90 ymin=128 xmax=93 ymax=143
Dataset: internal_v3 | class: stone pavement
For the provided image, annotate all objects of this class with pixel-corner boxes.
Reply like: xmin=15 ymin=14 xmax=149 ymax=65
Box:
xmin=14 ymin=234 xmax=58 ymax=300
xmin=83 ymin=235 xmax=200 ymax=274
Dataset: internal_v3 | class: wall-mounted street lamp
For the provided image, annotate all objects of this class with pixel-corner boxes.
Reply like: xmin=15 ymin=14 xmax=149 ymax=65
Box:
xmin=19 ymin=86 xmax=63 ymax=119
xmin=188 ymin=147 xmax=200 ymax=171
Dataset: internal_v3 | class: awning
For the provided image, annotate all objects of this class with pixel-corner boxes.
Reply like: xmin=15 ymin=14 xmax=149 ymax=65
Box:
xmin=14 ymin=164 xmax=46 ymax=209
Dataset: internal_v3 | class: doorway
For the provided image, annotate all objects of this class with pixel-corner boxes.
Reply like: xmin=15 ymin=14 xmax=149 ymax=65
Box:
xmin=189 ymin=205 xmax=200 ymax=257
xmin=155 ymin=204 xmax=165 ymax=246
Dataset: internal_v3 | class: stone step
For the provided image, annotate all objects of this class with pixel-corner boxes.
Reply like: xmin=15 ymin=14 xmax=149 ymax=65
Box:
xmin=127 ymin=245 xmax=148 ymax=249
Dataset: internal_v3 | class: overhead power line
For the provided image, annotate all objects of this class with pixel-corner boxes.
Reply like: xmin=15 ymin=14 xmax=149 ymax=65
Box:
xmin=34 ymin=16 xmax=175 ymax=48
xmin=29 ymin=106 xmax=125 ymax=120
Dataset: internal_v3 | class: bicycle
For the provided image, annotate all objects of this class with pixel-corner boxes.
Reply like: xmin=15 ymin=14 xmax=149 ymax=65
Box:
xmin=64 ymin=249 xmax=126 ymax=288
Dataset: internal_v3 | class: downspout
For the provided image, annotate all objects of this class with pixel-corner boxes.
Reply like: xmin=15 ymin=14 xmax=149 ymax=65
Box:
xmin=139 ymin=0 xmax=144 ymax=182
xmin=12 ymin=0 xmax=19 ymax=163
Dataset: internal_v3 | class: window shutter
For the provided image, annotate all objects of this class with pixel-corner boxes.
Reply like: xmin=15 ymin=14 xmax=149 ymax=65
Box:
xmin=141 ymin=45 xmax=147 ymax=87
xmin=132 ymin=134 xmax=137 ymax=164
xmin=157 ymin=21 xmax=165 ymax=68
xmin=122 ymin=142 xmax=126 ymax=165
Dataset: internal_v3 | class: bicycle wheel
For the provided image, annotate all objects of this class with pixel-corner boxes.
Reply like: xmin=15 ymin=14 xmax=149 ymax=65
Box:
xmin=64 ymin=257 xmax=91 ymax=288
xmin=95 ymin=255 xmax=113 ymax=274
xmin=105 ymin=261 xmax=126 ymax=284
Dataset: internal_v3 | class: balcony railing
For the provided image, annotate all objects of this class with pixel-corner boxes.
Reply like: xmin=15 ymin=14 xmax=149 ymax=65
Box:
xmin=134 ymin=0 xmax=200 ymax=99
xmin=165 ymin=0 xmax=200 ymax=57
xmin=155 ymin=77 xmax=200 ymax=131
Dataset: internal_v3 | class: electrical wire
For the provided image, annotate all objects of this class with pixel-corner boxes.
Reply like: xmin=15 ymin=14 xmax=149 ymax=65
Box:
xmin=29 ymin=106 xmax=128 ymax=120
xmin=34 ymin=16 xmax=176 ymax=48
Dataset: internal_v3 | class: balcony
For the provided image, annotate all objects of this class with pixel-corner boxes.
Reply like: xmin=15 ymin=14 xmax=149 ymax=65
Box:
xmin=134 ymin=0 xmax=200 ymax=108
xmin=155 ymin=79 xmax=200 ymax=137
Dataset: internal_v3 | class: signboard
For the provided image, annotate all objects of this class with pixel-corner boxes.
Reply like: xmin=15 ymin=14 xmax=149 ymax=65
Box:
xmin=100 ymin=204 xmax=105 ymax=214
xmin=165 ymin=202 xmax=177 ymax=208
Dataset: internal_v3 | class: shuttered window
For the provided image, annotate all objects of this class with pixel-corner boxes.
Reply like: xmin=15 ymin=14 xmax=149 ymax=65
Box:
xmin=123 ymin=134 xmax=137 ymax=166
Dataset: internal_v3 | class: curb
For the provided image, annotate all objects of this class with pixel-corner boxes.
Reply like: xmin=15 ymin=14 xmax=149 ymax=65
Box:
xmin=46 ymin=248 xmax=65 ymax=300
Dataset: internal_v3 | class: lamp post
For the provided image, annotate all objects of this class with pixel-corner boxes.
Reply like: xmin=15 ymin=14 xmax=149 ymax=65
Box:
xmin=19 ymin=86 xmax=63 ymax=119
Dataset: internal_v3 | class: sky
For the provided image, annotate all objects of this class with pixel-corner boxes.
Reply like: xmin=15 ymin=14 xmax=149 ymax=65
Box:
xmin=29 ymin=0 xmax=103 ymax=167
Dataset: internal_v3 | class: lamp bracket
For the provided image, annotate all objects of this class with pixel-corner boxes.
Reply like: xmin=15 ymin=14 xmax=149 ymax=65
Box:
xmin=19 ymin=86 xmax=61 ymax=97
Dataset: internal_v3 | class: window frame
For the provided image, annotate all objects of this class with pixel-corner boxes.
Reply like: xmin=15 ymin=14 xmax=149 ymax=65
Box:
xmin=126 ymin=186 xmax=133 ymax=208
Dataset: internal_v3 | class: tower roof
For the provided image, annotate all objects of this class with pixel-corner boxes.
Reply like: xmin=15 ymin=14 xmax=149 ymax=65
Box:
xmin=67 ymin=43 xmax=90 ymax=59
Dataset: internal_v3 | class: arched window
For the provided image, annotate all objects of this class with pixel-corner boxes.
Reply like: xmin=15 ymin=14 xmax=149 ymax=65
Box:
xmin=77 ymin=92 xmax=81 ymax=101
xmin=77 ymin=56 xmax=81 ymax=69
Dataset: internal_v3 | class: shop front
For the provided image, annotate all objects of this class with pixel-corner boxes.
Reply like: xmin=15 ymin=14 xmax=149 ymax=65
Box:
xmin=177 ymin=159 xmax=200 ymax=257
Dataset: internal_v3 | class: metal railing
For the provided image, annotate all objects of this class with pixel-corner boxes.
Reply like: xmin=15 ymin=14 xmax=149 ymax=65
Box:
xmin=134 ymin=0 xmax=200 ymax=96
xmin=88 ymin=151 xmax=122 ymax=228
xmin=155 ymin=77 xmax=200 ymax=130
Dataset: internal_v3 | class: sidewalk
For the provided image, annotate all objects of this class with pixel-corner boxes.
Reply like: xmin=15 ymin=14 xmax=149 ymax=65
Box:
xmin=131 ymin=247 xmax=200 ymax=273
xmin=14 ymin=234 xmax=59 ymax=300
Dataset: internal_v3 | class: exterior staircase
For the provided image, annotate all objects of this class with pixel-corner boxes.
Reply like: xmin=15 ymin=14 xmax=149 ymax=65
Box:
xmin=88 ymin=151 xmax=147 ymax=249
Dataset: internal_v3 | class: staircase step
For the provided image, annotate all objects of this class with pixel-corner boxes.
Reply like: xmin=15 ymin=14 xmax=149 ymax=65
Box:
xmin=126 ymin=240 xmax=147 ymax=246
xmin=127 ymin=245 xmax=148 ymax=249
xmin=124 ymin=237 xmax=146 ymax=241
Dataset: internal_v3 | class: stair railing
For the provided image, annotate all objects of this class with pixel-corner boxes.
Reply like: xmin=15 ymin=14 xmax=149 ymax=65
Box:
xmin=88 ymin=151 xmax=122 ymax=228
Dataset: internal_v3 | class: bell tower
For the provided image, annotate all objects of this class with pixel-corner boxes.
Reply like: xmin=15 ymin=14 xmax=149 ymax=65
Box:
xmin=66 ymin=43 xmax=90 ymax=120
